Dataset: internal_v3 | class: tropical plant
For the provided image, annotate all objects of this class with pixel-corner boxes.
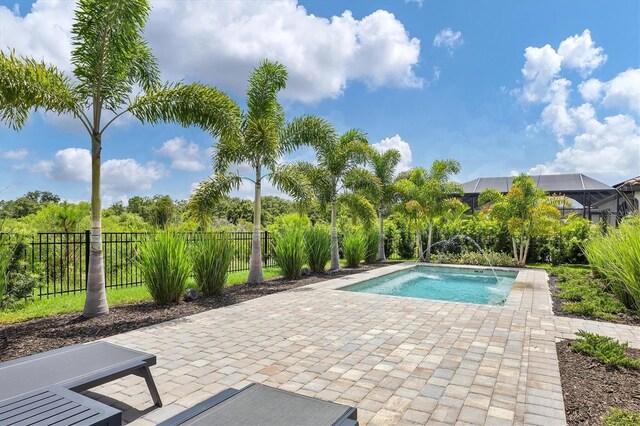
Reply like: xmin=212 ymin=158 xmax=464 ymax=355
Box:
xmin=293 ymin=129 xmax=377 ymax=270
xmin=431 ymin=250 xmax=518 ymax=267
xmin=367 ymin=149 xmax=402 ymax=260
xmin=395 ymin=160 xmax=463 ymax=261
xmin=479 ymin=174 xmax=567 ymax=267
xmin=584 ymin=215 xmax=640 ymax=311
xmin=192 ymin=234 xmax=234 ymax=296
xmin=343 ymin=232 xmax=366 ymax=268
xmin=304 ymin=225 xmax=332 ymax=273
xmin=0 ymin=0 xmax=239 ymax=316
xmin=363 ymin=228 xmax=380 ymax=263
xmin=137 ymin=231 xmax=191 ymax=305
xmin=190 ymin=60 xmax=333 ymax=284
xmin=272 ymin=227 xmax=306 ymax=279
xmin=571 ymin=330 xmax=640 ymax=369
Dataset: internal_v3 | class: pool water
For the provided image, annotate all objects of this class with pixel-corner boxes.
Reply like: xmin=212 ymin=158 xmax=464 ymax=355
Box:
xmin=341 ymin=266 xmax=517 ymax=305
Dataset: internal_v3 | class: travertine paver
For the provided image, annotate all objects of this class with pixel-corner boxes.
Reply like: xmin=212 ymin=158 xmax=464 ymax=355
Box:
xmin=82 ymin=263 xmax=639 ymax=425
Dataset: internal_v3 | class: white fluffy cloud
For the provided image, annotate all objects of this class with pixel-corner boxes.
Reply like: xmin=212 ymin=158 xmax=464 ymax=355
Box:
xmin=433 ymin=28 xmax=463 ymax=54
xmin=2 ymin=149 xmax=28 ymax=160
xmin=579 ymin=69 xmax=640 ymax=113
xmin=372 ymin=134 xmax=413 ymax=173
xmin=157 ymin=137 xmax=210 ymax=172
xmin=1 ymin=1 xmax=423 ymax=104
xmin=557 ymin=29 xmax=607 ymax=76
xmin=31 ymin=148 xmax=166 ymax=193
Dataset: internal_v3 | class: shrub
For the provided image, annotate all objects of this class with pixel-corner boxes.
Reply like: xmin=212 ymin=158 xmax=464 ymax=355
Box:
xmin=571 ymin=330 xmax=640 ymax=369
xmin=304 ymin=225 xmax=331 ymax=274
xmin=363 ymin=228 xmax=379 ymax=263
xmin=431 ymin=250 xmax=518 ymax=267
xmin=603 ymin=408 xmax=640 ymax=426
xmin=343 ymin=232 xmax=365 ymax=268
xmin=272 ymin=227 xmax=306 ymax=279
xmin=0 ymin=233 xmax=12 ymax=304
xmin=192 ymin=234 xmax=234 ymax=296
xmin=584 ymin=215 xmax=640 ymax=311
xmin=137 ymin=231 xmax=191 ymax=304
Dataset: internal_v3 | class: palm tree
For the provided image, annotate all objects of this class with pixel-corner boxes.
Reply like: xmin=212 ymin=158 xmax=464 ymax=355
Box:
xmin=294 ymin=130 xmax=376 ymax=270
xmin=396 ymin=160 xmax=463 ymax=262
xmin=190 ymin=60 xmax=334 ymax=284
xmin=0 ymin=0 xmax=240 ymax=317
xmin=479 ymin=173 xmax=567 ymax=266
xmin=368 ymin=149 xmax=402 ymax=261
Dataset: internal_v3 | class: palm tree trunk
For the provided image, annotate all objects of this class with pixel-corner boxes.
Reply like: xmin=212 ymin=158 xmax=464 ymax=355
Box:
xmin=248 ymin=166 xmax=264 ymax=284
xmin=377 ymin=209 xmax=386 ymax=261
xmin=83 ymin=132 xmax=108 ymax=317
xmin=416 ymin=226 xmax=423 ymax=261
xmin=512 ymin=238 xmax=518 ymax=263
xmin=330 ymin=198 xmax=340 ymax=270
xmin=522 ymin=237 xmax=531 ymax=267
xmin=425 ymin=221 xmax=433 ymax=263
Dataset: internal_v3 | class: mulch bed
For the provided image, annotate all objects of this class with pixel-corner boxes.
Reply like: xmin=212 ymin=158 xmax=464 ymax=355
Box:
xmin=0 ymin=264 xmax=390 ymax=362
xmin=548 ymin=274 xmax=640 ymax=327
xmin=557 ymin=339 xmax=640 ymax=425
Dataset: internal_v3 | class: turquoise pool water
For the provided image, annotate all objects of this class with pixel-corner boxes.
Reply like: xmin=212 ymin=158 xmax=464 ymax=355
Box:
xmin=342 ymin=266 xmax=517 ymax=305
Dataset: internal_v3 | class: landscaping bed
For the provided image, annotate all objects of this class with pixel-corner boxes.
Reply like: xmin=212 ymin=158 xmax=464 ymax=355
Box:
xmin=548 ymin=273 xmax=640 ymax=327
xmin=0 ymin=264 xmax=387 ymax=362
xmin=557 ymin=339 xmax=640 ymax=425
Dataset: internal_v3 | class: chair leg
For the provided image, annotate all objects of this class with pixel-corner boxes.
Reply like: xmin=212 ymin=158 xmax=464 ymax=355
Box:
xmin=136 ymin=365 xmax=163 ymax=407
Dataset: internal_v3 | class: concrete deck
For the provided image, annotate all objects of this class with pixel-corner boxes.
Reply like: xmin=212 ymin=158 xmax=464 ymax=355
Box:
xmin=87 ymin=264 xmax=640 ymax=425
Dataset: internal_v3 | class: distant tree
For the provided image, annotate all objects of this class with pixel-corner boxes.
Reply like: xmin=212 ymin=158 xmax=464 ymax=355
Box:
xmin=0 ymin=191 xmax=61 ymax=218
xmin=0 ymin=0 xmax=239 ymax=316
xmin=293 ymin=129 xmax=377 ymax=270
xmin=190 ymin=60 xmax=334 ymax=284
xmin=150 ymin=195 xmax=175 ymax=228
xmin=104 ymin=201 xmax=125 ymax=216
xmin=396 ymin=160 xmax=463 ymax=262
xmin=54 ymin=202 xmax=85 ymax=232
xmin=479 ymin=173 xmax=567 ymax=266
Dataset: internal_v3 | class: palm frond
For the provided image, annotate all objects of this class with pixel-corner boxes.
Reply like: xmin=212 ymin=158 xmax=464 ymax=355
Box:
xmin=269 ymin=164 xmax=314 ymax=203
xmin=189 ymin=172 xmax=243 ymax=217
xmin=281 ymin=115 xmax=336 ymax=153
xmin=338 ymin=193 xmax=376 ymax=227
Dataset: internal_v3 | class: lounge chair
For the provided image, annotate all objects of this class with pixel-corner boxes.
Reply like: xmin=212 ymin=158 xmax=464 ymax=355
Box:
xmin=0 ymin=341 xmax=162 ymax=425
xmin=159 ymin=383 xmax=358 ymax=426
xmin=0 ymin=341 xmax=161 ymax=407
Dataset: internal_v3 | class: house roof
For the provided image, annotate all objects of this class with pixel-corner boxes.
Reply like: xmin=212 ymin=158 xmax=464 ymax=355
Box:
xmin=462 ymin=173 xmax=613 ymax=194
xmin=614 ymin=176 xmax=640 ymax=190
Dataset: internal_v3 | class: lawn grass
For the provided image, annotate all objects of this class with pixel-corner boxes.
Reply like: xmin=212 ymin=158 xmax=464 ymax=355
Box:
xmin=0 ymin=267 xmax=282 ymax=324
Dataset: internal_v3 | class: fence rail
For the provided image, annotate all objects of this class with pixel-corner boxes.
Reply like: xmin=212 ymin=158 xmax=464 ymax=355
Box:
xmin=14 ymin=231 xmax=274 ymax=299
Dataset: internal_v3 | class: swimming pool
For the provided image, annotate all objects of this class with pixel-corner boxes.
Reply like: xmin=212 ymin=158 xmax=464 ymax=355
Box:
xmin=341 ymin=266 xmax=518 ymax=305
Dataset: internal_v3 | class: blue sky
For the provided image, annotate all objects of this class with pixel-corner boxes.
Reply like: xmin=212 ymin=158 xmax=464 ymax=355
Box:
xmin=1 ymin=0 xmax=639 ymax=205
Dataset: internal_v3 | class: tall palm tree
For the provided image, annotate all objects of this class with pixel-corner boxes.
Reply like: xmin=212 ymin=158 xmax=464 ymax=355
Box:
xmin=190 ymin=60 xmax=334 ymax=284
xmin=294 ymin=130 xmax=376 ymax=270
xmin=396 ymin=160 xmax=463 ymax=262
xmin=368 ymin=149 xmax=402 ymax=261
xmin=0 ymin=0 xmax=240 ymax=317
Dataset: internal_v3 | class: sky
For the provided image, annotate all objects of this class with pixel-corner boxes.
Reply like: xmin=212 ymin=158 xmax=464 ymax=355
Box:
xmin=1 ymin=0 xmax=639 ymax=205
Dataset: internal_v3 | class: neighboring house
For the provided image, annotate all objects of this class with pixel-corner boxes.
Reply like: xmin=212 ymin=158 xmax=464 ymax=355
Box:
xmin=592 ymin=176 xmax=640 ymax=225
xmin=460 ymin=173 xmax=618 ymax=223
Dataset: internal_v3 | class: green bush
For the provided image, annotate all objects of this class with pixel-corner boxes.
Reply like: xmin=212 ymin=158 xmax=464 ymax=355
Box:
xmin=584 ymin=215 xmax=640 ymax=311
xmin=571 ymin=330 xmax=640 ymax=369
xmin=304 ymin=225 xmax=331 ymax=274
xmin=272 ymin=227 xmax=306 ymax=279
xmin=137 ymin=231 xmax=191 ymax=304
xmin=431 ymin=250 xmax=518 ymax=267
xmin=0 ymin=233 xmax=12 ymax=305
xmin=192 ymin=234 xmax=234 ymax=296
xmin=363 ymin=228 xmax=379 ymax=263
xmin=343 ymin=232 xmax=365 ymax=268
xmin=603 ymin=408 xmax=640 ymax=426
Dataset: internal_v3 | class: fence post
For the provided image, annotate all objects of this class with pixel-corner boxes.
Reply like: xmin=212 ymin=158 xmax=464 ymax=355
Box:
xmin=263 ymin=231 xmax=268 ymax=267
xmin=84 ymin=229 xmax=90 ymax=288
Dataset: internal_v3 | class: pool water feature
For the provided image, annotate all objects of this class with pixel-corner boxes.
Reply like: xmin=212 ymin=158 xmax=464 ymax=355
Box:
xmin=341 ymin=266 xmax=517 ymax=305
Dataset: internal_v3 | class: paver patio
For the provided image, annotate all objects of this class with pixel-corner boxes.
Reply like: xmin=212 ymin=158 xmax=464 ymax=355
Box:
xmin=86 ymin=264 xmax=640 ymax=425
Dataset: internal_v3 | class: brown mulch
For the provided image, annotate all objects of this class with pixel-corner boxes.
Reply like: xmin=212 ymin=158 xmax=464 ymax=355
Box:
xmin=557 ymin=339 xmax=640 ymax=425
xmin=0 ymin=264 xmax=389 ymax=362
xmin=548 ymin=274 xmax=640 ymax=327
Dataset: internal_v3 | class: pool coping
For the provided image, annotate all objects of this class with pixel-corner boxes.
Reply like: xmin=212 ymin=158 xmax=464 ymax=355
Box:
xmin=307 ymin=262 xmax=529 ymax=309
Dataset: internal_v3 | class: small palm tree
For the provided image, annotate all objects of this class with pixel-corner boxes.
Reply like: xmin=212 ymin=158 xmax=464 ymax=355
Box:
xmin=190 ymin=60 xmax=334 ymax=284
xmin=396 ymin=160 xmax=463 ymax=262
xmin=368 ymin=149 xmax=402 ymax=261
xmin=294 ymin=130 xmax=377 ymax=270
xmin=0 ymin=0 xmax=240 ymax=316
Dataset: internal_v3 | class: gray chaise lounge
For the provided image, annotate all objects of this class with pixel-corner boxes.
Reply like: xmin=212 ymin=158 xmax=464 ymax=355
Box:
xmin=0 ymin=341 xmax=162 ymax=425
xmin=159 ymin=383 xmax=358 ymax=426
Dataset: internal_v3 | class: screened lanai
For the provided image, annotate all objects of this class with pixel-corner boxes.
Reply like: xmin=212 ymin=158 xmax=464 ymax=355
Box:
xmin=460 ymin=173 xmax=616 ymax=221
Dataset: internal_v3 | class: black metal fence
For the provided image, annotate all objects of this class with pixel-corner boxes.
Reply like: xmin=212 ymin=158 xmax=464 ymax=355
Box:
xmin=17 ymin=231 xmax=274 ymax=298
